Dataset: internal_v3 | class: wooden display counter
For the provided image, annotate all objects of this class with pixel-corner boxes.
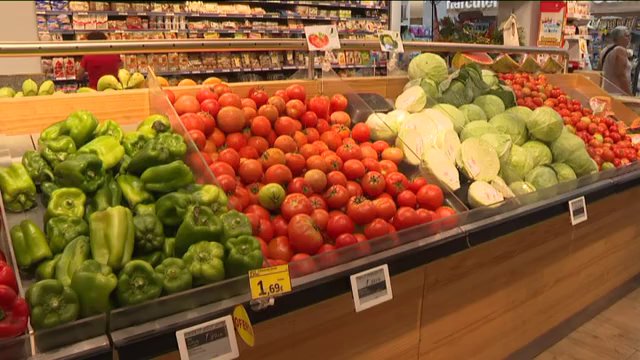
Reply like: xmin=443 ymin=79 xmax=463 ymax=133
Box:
xmin=1 ymin=76 xmax=638 ymax=359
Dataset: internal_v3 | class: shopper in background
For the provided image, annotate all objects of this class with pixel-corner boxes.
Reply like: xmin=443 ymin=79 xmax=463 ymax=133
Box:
xmin=77 ymin=31 xmax=121 ymax=89
xmin=599 ymin=26 xmax=632 ymax=95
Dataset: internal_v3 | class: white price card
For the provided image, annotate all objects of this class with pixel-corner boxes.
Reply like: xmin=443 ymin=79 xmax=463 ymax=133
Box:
xmin=176 ymin=315 xmax=239 ymax=360
xmin=378 ymin=30 xmax=404 ymax=53
xmin=304 ymin=25 xmax=340 ymax=51
xmin=569 ymin=196 xmax=588 ymax=225
xmin=350 ymin=264 xmax=393 ymax=312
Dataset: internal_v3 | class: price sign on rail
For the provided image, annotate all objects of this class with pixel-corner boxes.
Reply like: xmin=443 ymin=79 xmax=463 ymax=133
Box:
xmin=175 ymin=315 xmax=239 ymax=360
xmin=569 ymin=196 xmax=588 ymax=225
xmin=248 ymin=264 xmax=292 ymax=300
xmin=350 ymin=264 xmax=393 ymax=312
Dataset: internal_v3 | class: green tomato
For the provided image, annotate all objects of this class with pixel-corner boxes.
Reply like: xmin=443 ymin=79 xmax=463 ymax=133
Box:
xmin=258 ymin=183 xmax=286 ymax=210
xmin=601 ymin=162 xmax=615 ymax=171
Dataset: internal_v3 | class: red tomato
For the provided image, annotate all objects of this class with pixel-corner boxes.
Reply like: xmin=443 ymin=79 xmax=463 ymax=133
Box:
xmin=330 ymin=93 xmax=348 ymax=112
xmin=329 ymin=111 xmax=351 ymax=127
xmin=273 ymin=90 xmax=289 ymax=102
xmin=385 ymin=172 xmax=409 ymax=197
xmin=258 ymin=237 xmax=269 ymax=258
xmin=316 ymin=119 xmax=331 ymax=134
xmin=364 ymin=218 xmax=393 ymax=239
xmin=268 ymin=96 xmax=286 ymax=114
xmin=274 ymin=116 xmax=297 ymax=136
xmin=301 ymin=111 xmax=318 ymax=128
xmin=188 ymin=130 xmax=206 ymax=150
xmin=225 ymin=132 xmax=247 ymax=151
xmin=332 ymin=124 xmax=351 ymax=139
xmin=213 ymin=83 xmax=231 ymax=96
xmin=286 ymin=84 xmax=306 ymax=102
xmin=164 ymin=89 xmax=176 ymax=104
xmin=308 ymin=95 xmax=330 ymax=119
xmin=335 ymin=233 xmax=357 ymax=249
xmin=260 ymin=148 xmax=286 ymax=169
xmin=336 ymin=143 xmax=362 ymax=162
xmin=272 ymin=215 xmax=288 ymax=237
xmin=209 ymin=128 xmax=226 ymax=147
xmin=308 ymin=194 xmax=328 ymax=210
xmin=381 ymin=147 xmax=404 ymax=164
xmin=227 ymin=195 xmax=243 ymax=211
xmin=361 ymin=171 xmax=385 ymax=197
xmin=285 ymin=153 xmax=306 ymax=176
xmin=234 ymin=186 xmax=251 ymax=210
xmin=392 ymin=207 xmax=419 ymax=230
xmin=196 ymin=87 xmax=218 ymax=103
xmin=250 ymin=89 xmax=269 ymax=107
xmin=372 ymin=140 xmax=390 ymax=153
xmin=409 ymin=177 xmax=428 ymax=192
xmin=218 ymin=148 xmax=240 ymax=170
xmin=209 ymin=161 xmax=235 ymax=177
xmin=180 ymin=113 xmax=205 ymax=133
xmin=287 ymin=177 xmax=314 ymax=197
xmin=360 ymin=145 xmax=378 ymax=160
xmin=326 ymin=213 xmax=355 ymax=239
xmin=200 ymin=99 xmax=221 ymax=120
xmin=323 ymin=154 xmax=343 ymax=172
xmin=288 ymin=214 xmax=323 ymax=254
xmin=435 ymin=206 xmax=457 ymax=229
xmin=351 ymin=122 xmax=370 ymax=143
xmin=416 ymin=208 xmax=435 ymax=224
xmin=379 ymin=160 xmax=398 ymax=176
xmin=311 ymin=208 xmax=329 ymax=230
xmin=281 ymin=193 xmax=313 ymax=220
xmin=373 ymin=197 xmax=396 ymax=221
xmin=317 ymin=243 xmax=336 ymax=254
xmin=396 ymin=190 xmax=417 ymax=208
xmin=258 ymin=104 xmax=279 ymax=123
xmin=327 ymin=171 xmax=348 ymax=187
xmin=244 ymin=204 xmax=270 ymax=221
xmin=346 ymin=196 xmax=376 ymax=225
xmin=304 ymin=128 xmax=320 ymax=143
xmin=306 ymin=155 xmax=327 ymax=173
xmin=274 ymin=135 xmax=298 ymax=153
xmin=264 ymin=164 xmax=293 ymax=185
xmin=241 ymin=98 xmax=257 ymax=110
xmin=217 ymin=174 xmax=237 ymax=194
xmin=285 ymin=99 xmax=307 ymax=119
xmin=250 ymin=116 xmax=272 ymax=137
xmin=268 ymin=236 xmax=293 ymax=262
xmin=304 ymin=169 xmax=328 ymax=193
xmin=293 ymin=131 xmax=308 ymax=148
xmin=323 ymin=184 xmax=350 ymax=209
xmin=320 ymin=131 xmax=342 ymax=151
xmin=343 ymin=159 xmax=366 ymax=180
xmin=416 ymin=184 xmax=444 ymax=210
xmin=300 ymin=143 xmax=320 ymax=159
xmin=217 ymin=106 xmax=246 ymax=134
xmin=346 ymin=181 xmax=363 ymax=198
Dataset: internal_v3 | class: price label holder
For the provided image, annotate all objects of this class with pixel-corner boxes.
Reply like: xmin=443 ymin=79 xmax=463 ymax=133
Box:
xmin=248 ymin=264 xmax=292 ymax=300
xmin=569 ymin=196 xmax=588 ymax=225
xmin=175 ymin=315 xmax=239 ymax=360
xmin=350 ymin=264 xmax=393 ymax=312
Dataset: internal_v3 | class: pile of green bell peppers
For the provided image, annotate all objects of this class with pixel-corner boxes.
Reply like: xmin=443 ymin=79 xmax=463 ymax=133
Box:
xmin=4 ymin=111 xmax=264 ymax=331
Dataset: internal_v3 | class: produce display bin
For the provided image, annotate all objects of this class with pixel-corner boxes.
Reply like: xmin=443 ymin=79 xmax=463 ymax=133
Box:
xmin=0 ymin=40 xmax=639 ymax=360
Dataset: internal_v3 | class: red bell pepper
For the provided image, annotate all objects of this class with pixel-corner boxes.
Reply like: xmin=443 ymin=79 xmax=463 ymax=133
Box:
xmin=0 ymin=285 xmax=28 ymax=338
xmin=0 ymin=262 xmax=18 ymax=293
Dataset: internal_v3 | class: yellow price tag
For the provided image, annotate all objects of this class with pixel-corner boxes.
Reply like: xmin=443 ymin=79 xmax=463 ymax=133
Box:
xmin=248 ymin=264 xmax=292 ymax=300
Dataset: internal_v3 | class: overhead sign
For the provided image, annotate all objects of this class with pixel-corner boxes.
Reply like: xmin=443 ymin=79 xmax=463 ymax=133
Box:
xmin=446 ymin=1 xmax=498 ymax=10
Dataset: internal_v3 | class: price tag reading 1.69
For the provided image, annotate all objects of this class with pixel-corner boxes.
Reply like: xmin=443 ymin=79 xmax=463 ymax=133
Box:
xmin=248 ymin=264 xmax=292 ymax=300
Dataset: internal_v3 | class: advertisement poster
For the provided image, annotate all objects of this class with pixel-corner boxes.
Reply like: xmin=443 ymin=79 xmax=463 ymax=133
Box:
xmin=537 ymin=1 xmax=566 ymax=47
xmin=304 ymin=25 xmax=340 ymax=51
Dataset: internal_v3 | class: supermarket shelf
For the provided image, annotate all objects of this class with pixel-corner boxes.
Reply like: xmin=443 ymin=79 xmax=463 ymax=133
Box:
xmin=565 ymin=34 xmax=593 ymax=40
xmin=567 ymin=13 xmax=592 ymax=21
xmin=36 ymin=10 xmax=386 ymax=22
xmin=45 ymin=28 xmax=376 ymax=35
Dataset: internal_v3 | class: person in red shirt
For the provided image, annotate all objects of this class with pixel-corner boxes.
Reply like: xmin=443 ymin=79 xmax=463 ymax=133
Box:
xmin=78 ymin=31 xmax=122 ymax=89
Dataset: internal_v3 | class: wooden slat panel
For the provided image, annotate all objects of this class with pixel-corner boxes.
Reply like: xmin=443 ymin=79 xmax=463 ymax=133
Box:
xmin=419 ymin=188 xmax=640 ymax=360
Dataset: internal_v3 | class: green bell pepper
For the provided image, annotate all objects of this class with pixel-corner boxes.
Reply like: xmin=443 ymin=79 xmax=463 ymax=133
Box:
xmin=133 ymin=213 xmax=165 ymax=254
xmin=11 ymin=220 xmax=52 ymax=268
xmin=175 ymin=205 xmax=223 ymax=257
xmin=86 ymin=174 xmax=122 ymax=218
xmin=117 ymin=154 xmax=132 ymax=175
xmin=39 ymin=121 xmax=66 ymax=143
xmin=220 ymin=210 xmax=252 ymax=244
xmin=40 ymin=136 xmax=77 ymax=169
xmin=89 ymin=206 xmax=135 ymax=271
xmin=134 ymin=203 xmax=156 ymax=216
xmin=40 ymin=181 xmax=59 ymax=206
xmin=127 ymin=138 xmax=173 ymax=175
xmin=116 ymin=260 xmax=163 ymax=306
xmin=78 ymin=136 xmax=125 ymax=170
xmin=26 ymin=279 xmax=79 ymax=330
xmin=155 ymin=192 xmax=193 ymax=227
xmin=117 ymin=174 xmax=154 ymax=208
xmin=94 ymin=119 xmax=124 ymax=142
xmin=163 ymin=237 xmax=176 ymax=258
xmin=46 ymin=216 xmax=89 ymax=254
xmin=122 ymin=131 xmax=150 ymax=157
xmin=36 ymin=254 xmax=61 ymax=280
xmin=22 ymin=150 xmax=54 ymax=184
xmin=155 ymin=257 xmax=192 ymax=295
xmin=70 ymin=259 xmax=117 ymax=317
xmin=224 ymin=235 xmax=263 ymax=278
xmin=134 ymin=251 xmax=165 ymax=267
xmin=137 ymin=114 xmax=171 ymax=137
xmin=141 ymin=160 xmax=194 ymax=193
xmin=0 ymin=163 xmax=37 ymax=212
xmin=64 ymin=110 xmax=99 ymax=147
xmin=46 ymin=188 xmax=86 ymax=219
xmin=156 ymin=132 xmax=187 ymax=158
xmin=55 ymin=236 xmax=90 ymax=287
xmin=181 ymin=184 xmax=227 ymax=214
xmin=182 ymin=241 xmax=225 ymax=285
xmin=54 ymin=153 xmax=105 ymax=193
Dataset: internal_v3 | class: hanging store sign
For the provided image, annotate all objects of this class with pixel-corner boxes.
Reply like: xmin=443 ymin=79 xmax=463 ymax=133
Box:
xmin=446 ymin=1 xmax=498 ymax=10
xmin=537 ymin=1 xmax=567 ymax=48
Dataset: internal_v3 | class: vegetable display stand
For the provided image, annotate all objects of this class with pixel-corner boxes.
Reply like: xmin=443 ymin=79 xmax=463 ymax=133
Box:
xmin=0 ymin=68 xmax=640 ymax=360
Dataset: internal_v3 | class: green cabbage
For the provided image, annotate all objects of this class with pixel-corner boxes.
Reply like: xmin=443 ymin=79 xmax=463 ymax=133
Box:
xmin=490 ymin=176 xmax=515 ymax=199
xmin=386 ymin=109 xmax=410 ymax=128
xmin=395 ymin=85 xmax=427 ymax=113
xmin=522 ymin=141 xmax=552 ymax=167
xmin=458 ymin=138 xmax=500 ymax=181
xmin=460 ymin=121 xmax=499 ymax=142
xmin=525 ymin=106 xmax=563 ymax=142
xmin=550 ymin=163 xmax=577 ymax=182
xmin=550 ymin=130 xmax=586 ymax=163
xmin=408 ymin=53 xmax=449 ymax=84
xmin=468 ymin=180 xmax=504 ymax=208
xmin=366 ymin=113 xmax=398 ymax=142
xmin=480 ymin=133 xmax=512 ymax=162
xmin=489 ymin=113 xmax=527 ymax=145
xmin=459 ymin=104 xmax=487 ymax=122
xmin=404 ymin=78 xmax=440 ymax=100
xmin=500 ymin=144 xmax=534 ymax=184
xmin=525 ymin=166 xmax=559 ymax=190
xmin=473 ymin=94 xmax=505 ymax=119
xmin=505 ymin=106 xmax=533 ymax=123
xmin=509 ymin=181 xmax=537 ymax=196
xmin=564 ymin=150 xmax=599 ymax=177
xmin=432 ymin=103 xmax=467 ymax=133
xmin=481 ymin=69 xmax=499 ymax=88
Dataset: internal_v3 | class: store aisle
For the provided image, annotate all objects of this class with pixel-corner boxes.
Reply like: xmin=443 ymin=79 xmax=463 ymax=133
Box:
xmin=536 ymin=287 xmax=640 ymax=360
